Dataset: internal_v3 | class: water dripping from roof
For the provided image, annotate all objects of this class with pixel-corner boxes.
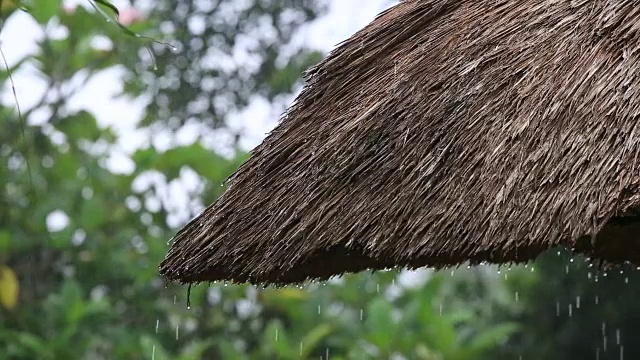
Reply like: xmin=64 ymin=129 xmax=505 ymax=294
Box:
xmin=187 ymin=283 xmax=192 ymax=309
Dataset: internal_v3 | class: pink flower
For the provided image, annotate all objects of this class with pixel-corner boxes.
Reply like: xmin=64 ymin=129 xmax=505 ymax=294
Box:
xmin=119 ymin=8 xmax=144 ymax=26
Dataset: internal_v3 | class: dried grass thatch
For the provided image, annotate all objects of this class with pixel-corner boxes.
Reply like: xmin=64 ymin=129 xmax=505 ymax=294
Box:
xmin=160 ymin=0 xmax=640 ymax=285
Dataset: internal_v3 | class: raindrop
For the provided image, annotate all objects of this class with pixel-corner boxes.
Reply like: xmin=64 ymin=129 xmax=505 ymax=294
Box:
xmin=515 ymin=291 xmax=519 ymax=302
xmin=360 ymin=308 xmax=364 ymax=321
xmin=187 ymin=284 xmax=192 ymax=310
xmin=576 ymin=296 xmax=581 ymax=309
xmin=326 ymin=347 xmax=330 ymax=360
xmin=616 ymin=329 xmax=621 ymax=345
xmin=620 ymin=346 xmax=624 ymax=360
xmin=376 ymin=284 xmax=380 ymax=293
xmin=625 ymin=277 xmax=629 ymax=284
xmin=300 ymin=342 xmax=303 ymax=356
xmin=318 ymin=305 xmax=321 ymax=315
xmin=568 ymin=304 xmax=573 ymax=317
xmin=155 ymin=319 xmax=159 ymax=333
xmin=595 ymin=296 xmax=600 ymax=305
xmin=565 ymin=265 xmax=570 ymax=274
xmin=275 ymin=328 xmax=279 ymax=342
xmin=174 ymin=296 xmax=177 ymax=305
xmin=152 ymin=345 xmax=156 ymax=360
xmin=439 ymin=303 xmax=443 ymax=316
xmin=176 ymin=324 xmax=180 ymax=340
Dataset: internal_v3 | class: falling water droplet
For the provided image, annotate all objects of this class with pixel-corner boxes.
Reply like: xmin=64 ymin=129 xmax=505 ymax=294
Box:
xmin=576 ymin=296 xmax=581 ymax=309
xmin=515 ymin=291 xmax=519 ymax=302
xmin=439 ymin=303 xmax=443 ymax=316
xmin=155 ymin=319 xmax=159 ymax=333
xmin=152 ymin=345 xmax=156 ymax=360
xmin=360 ymin=308 xmax=364 ymax=321
xmin=596 ymin=296 xmax=600 ymax=305
xmin=275 ymin=328 xmax=279 ymax=341
xmin=187 ymin=283 xmax=192 ymax=310
xmin=556 ymin=301 xmax=560 ymax=316
xmin=616 ymin=329 xmax=621 ymax=345
xmin=176 ymin=325 xmax=180 ymax=340
xmin=300 ymin=342 xmax=303 ymax=356
xmin=568 ymin=304 xmax=573 ymax=317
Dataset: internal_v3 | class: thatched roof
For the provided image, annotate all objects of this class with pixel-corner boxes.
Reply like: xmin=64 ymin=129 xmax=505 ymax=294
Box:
xmin=160 ymin=0 xmax=640 ymax=285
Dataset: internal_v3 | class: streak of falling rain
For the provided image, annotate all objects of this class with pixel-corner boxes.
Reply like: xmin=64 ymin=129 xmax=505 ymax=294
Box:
xmin=597 ymin=348 xmax=600 ymax=360
xmin=596 ymin=296 xmax=600 ymax=305
xmin=515 ymin=291 xmax=519 ymax=302
xmin=568 ymin=304 xmax=572 ymax=317
xmin=616 ymin=329 xmax=621 ymax=345
xmin=325 ymin=347 xmax=330 ymax=360
xmin=556 ymin=301 xmax=560 ymax=316
xmin=176 ymin=324 xmax=180 ymax=340
xmin=155 ymin=319 xmax=159 ymax=333
xmin=275 ymin=328 xmax=279 ymax=342
xmin=376 ymin=283 xmax=380 ymax=293
xmin=360 ymin=308 xmax=364 ymax=321
xmin=152 ymin=345 xmax=156 ymax=360
xmin=621 ymin=346 xmax=624 ymax=360
xmin=318 ymin=305 xmax=321 ymax=315
xmin=576 ymin=296 xmax=581 ymax=309
xmin=439 ymin=303 xmax=443 ymax=316
xmin=300 ymin=341 xmax=303 ymax=356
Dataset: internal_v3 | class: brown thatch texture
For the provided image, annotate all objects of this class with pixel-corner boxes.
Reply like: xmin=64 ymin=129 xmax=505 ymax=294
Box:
xmin=160 ymin=0 xmax=640 ymax=285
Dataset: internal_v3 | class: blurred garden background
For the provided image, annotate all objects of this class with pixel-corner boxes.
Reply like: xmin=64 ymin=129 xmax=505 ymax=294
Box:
xmin=2 ymin=1 xmax=640 ymax=359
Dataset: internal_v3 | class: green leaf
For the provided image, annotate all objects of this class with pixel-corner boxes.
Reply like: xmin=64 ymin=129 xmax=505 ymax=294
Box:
xmin=80 ymin=197 xmax=108 ymax=230
xmin=0 ymin=265 xmax=19 ymax=310
xmin=92 ymin=0 xmax=119 ymax=17
xmin=0 ymin=231 xmax=11 ymax=251
xmin=467 ymin=323 xmax=519 ymax=354
xmin=132 ymin=147 xmax=158 ymax=171
xmin=365 ymin=298 xmax=394 ymax=353
xmin=154 ymin=143 xmax=228 ymax=181
xmin=300 ymin=324 xmax=332 ymax=358
xmin=262 ymin=321 xmax=291 ymax=358
xmin=30 ymin=0 xmax=61 ymax=24
xmin=54 ymin=111 xmax=102 ymax=142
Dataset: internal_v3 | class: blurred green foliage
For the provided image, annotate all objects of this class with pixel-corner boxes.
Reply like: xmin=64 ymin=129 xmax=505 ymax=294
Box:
xmin=3 ymin=1 xmax=640 ymax=360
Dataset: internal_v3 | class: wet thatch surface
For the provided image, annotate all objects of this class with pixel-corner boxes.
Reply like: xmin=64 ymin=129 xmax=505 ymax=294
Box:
xmin=161 ymin=0 xmax=640 ymax=285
